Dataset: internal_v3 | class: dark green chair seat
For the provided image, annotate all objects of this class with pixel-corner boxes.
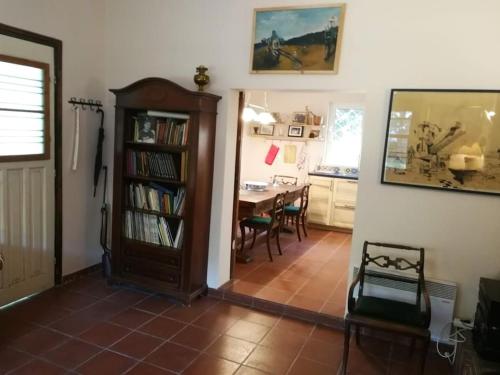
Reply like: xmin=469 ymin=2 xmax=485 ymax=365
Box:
xmin=284 ymin=205 xmax=300 ymax=214
xmin=244 ymin=216 xmax=272 ymax=225
xmin=353 ymin=296 xmax=425 ymax=327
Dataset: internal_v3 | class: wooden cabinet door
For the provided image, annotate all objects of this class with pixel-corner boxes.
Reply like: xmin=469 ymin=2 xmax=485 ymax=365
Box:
xmin=308 ymin=176 xmax=334 ymax=226
xmin=332 ymin=179 xmax=358 ymax=229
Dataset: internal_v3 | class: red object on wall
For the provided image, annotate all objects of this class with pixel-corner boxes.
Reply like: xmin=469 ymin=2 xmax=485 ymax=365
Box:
xmin=265 ymin=144 xmax=280 ymax=165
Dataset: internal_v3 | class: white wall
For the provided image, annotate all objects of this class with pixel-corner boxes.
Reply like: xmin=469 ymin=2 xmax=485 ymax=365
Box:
xmin=103 ymin=0 xmax=500 ymax=318
xmin=0 ymin=0 xmax=107 ymax=275
xmin=240 ymin=90 xmax=365 ymax=184
xmin=3 ymin=0 xmax=499 ymax=317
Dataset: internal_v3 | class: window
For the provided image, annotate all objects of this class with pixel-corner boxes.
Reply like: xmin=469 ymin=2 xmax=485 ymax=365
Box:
xmin=0 ymin=54 xmax=49 ymax=161
xmin=322 ymin=105 xmax=364 ymax=167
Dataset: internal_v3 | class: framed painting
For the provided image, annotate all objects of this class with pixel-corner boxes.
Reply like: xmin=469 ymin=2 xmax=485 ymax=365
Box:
xmin=250 ymin=4 xmax=346 ymax=74
xmin=381 ymin=89 xmax=500 ymax=196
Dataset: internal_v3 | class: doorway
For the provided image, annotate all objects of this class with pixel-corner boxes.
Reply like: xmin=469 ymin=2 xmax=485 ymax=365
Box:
xmin=0 ymin=23 xmax=62 ymax=307
xmin=226 ymin=89 xmax=365 ymax=319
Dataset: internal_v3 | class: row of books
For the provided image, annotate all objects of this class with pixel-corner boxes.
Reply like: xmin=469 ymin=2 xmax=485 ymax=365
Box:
xmin=124 ymin=210 xmax=184 ymax=248
xmin=127 ymin=183 xmax=186 ymax=215
xmin=126 ymin=150 xmax=187 ymax=181
xmin=133 ymin=115 xmax=189 ymax=146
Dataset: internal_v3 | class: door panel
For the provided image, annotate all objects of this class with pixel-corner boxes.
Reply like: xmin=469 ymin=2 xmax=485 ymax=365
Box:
xmin=0 ymin=35 xmax=55 ymax=306
xmin=308 ymin=176 xmax=333 ymax=225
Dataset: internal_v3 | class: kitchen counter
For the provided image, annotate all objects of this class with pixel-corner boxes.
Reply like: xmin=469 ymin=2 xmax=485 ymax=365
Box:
xmin=308 ymin=172 xmax=358 ymax=180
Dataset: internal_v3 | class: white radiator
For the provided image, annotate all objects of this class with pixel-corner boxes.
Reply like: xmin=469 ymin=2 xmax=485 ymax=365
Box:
xmin=353 ymin=268 xmax=457 ymax=344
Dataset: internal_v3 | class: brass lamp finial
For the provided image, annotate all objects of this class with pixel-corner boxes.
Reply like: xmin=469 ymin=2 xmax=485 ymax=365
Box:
xmin=194 ymin=65 xmax=210 ymax=92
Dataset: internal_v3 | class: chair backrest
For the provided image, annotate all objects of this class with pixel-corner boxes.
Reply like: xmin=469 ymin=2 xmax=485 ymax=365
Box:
xmin=270 ymin=192 xmax=287 ymax=228
xmin=299 ymin=184 xmax=310 ymax=212
xmin=273 ymin=175 xmax=298 ymax=186
xmin=358 ymin=241 xmax=426 ymax=310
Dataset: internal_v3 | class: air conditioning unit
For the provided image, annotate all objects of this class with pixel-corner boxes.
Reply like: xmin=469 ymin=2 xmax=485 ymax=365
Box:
xmin=353 ymin=268 xmax=457 ymax=344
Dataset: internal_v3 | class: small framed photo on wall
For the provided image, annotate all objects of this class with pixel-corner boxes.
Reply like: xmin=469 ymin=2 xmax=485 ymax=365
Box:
xmin=288 ymin=125 xmax=304 ymax=138
xmin=292 ymin=112 xmax=307 ymax=125
xmin=259 ymin=124 xmax=275 ymax=136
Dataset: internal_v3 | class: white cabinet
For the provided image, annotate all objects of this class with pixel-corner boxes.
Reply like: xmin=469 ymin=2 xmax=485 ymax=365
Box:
xmin=308 ymin=176 xmax=334 ymax=225
xmin=308 ymin=176 xmax=358 ymax=229
xmin=332 ymin=179 xmax=358 ymax=229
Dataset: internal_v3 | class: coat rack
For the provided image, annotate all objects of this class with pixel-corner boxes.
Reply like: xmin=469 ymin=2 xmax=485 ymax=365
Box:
xmin=68 ymin=97 xmax=103 ymax=111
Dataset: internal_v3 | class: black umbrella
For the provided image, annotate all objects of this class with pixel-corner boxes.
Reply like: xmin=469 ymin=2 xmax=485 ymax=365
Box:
xmin=93 ymin=108 xmax=104 ymax=197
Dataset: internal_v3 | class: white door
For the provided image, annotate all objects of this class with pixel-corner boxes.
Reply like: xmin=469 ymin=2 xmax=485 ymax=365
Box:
xmin=307 ymin=176 xmax=334 ymax=226
xmin=0 ymin=35 xmax=55 ymax=306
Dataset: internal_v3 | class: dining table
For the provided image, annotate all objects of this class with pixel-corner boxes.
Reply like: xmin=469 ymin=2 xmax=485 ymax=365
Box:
xmin=236 ymin=184 xmax=304 ymax=263
xmin=238 ymin=184 xmax=304 ymax=220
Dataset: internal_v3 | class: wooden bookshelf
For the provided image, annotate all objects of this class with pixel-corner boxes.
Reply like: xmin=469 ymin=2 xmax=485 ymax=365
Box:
xmin=110 ymin=78 xmax=221 ymax=304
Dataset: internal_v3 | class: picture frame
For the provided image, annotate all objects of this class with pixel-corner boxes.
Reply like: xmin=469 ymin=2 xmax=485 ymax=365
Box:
xmin=250 ymin=4 xmax=346 ymax=74
xmin=292 ymin=112 xmax=307 ymax=125
xmin=259 ymin=124 xmax=275 ymax=136
xmin=381 ymin=89 xmax=500 ymax=196
xmin=134 ymin=115 xmax=156 ymax=143
xmin=288 ymin=125 xmax=304 ymax=138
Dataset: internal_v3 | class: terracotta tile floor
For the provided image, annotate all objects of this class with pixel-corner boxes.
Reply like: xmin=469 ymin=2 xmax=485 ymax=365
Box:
xmin=226 ymin=228 xmax=351 ymax=317
xmin=0 ymin=275 xmax=453 ymax=374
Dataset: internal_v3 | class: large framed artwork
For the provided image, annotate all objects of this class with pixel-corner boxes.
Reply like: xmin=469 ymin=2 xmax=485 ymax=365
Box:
xmin=382 ymin=89 xmax=500 ymax=196
xmin=250 ymin=4 xmax=346 ymax=74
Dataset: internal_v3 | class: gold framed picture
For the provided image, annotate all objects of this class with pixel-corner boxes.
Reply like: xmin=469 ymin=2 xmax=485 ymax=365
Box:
xmin=382 ymin=89 xmax=500 ymax=196
xmin=250 ymin=4 xmax=346 ymax=74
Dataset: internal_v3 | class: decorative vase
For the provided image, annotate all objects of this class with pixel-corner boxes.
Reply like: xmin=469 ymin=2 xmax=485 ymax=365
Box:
xmin=194 ymin=65 xmax=210 ymax=92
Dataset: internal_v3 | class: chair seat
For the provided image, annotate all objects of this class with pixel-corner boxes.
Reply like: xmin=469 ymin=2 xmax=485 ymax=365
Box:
xmin=284 ymin=205 xmax=300 ymax=214
xmin=243 ymin=216 xmax=272 ymax=225
xmin=352 ymin=296 xmax=426 ymax=327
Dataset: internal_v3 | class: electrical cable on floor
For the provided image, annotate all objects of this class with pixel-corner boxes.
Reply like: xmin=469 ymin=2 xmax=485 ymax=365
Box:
xmin=436 ymin=320 xmax=473 ymax=364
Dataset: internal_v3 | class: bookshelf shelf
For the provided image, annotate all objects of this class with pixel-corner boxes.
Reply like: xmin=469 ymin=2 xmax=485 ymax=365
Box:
xmin=124 ymin=175 xmax=186 ymax=186
xmin=124 ymin=141 xmax=188 ymax=153
xmin=111 ymin=78 xmax=221 ymax=304
xmin=124 ymin=206 xmax=183 ymax=219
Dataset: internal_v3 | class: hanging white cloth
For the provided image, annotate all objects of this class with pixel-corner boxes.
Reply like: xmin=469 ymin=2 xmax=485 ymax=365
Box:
xmin=71 ymin=106 xmax=80 ymax=171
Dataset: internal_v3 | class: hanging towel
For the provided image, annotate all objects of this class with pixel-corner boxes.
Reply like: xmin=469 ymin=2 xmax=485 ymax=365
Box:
xmin=72 ymin=107 xmax=80 ymax=171
xmin=265 ymin=144 xmax=280 ymax=165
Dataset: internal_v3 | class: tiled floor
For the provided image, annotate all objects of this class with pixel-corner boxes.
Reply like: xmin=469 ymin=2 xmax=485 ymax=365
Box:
xmin=225 ymin=228 xmax=351 ymax=317
xmin=0 ymin=274 xmax=453 ymax=374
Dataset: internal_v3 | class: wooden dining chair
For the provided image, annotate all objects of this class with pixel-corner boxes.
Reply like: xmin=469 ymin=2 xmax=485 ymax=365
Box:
xmin=239 ymin=192 xmax=287 ymax=262
xmin=342 ymin=241 xmax=431 ymax=375
xmin=284 ymin=184 xmax=310 ymax=242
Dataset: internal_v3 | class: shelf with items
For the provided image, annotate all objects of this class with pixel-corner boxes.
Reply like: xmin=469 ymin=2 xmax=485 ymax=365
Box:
xmin=111 ymin=77 xmax=221 ymax=304
xmin=248 ymin=121 xmax=325 ymax=142
xmin=124 ymin=209 xmax=184 ymax=249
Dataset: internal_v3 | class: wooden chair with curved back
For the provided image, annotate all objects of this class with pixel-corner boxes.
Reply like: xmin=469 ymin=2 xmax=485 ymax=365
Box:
xmin=342 ymin=241 xmax=431 ymax=375
xmin=284 ymin=184 xmax=310 ymax=242
xmin=239 ymin=192 xmax=287 ymax=262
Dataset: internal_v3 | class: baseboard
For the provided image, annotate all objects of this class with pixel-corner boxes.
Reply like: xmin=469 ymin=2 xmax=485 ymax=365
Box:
xmin=62 ymin=263 xmax=102 ymax=284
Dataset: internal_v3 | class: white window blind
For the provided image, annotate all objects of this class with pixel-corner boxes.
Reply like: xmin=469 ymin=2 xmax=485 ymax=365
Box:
xmin=0 ymin=56 xmax=48 ymax=159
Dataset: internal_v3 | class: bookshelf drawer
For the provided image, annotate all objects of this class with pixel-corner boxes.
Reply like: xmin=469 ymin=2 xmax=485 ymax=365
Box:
xmin=123 ymin=239 xmax=181 ymax=270
xmin=122 ymin=257 xmax=181 ymax=288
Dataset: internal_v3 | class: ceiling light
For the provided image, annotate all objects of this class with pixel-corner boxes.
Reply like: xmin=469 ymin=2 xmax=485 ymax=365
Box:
xmin=257 ymin=111 xmax=276 ymax=125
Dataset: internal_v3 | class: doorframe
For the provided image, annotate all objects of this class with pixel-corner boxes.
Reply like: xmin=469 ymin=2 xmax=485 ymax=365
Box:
xmin=0 ymin=22 xmax=63 ymax=285
xmin=230 ymin=91 xmax=245 ymax=278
